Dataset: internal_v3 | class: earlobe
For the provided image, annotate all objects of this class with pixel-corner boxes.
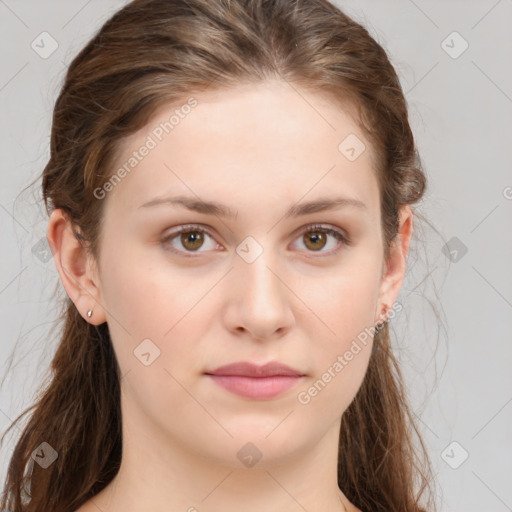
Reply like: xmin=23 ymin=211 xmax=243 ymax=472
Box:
xmin=374 ymin=205 xmax=413 ymax=326
xmin=47 ymin=209 xmax=107 ymax=325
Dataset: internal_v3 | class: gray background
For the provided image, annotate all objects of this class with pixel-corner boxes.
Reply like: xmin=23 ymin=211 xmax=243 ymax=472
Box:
xmin=1 ymin=1 xmax=511 ymax=510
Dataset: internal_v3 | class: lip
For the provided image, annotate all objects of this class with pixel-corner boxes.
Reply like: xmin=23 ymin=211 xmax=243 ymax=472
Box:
xmin=205 ymin=361 xmax=305 ymax=400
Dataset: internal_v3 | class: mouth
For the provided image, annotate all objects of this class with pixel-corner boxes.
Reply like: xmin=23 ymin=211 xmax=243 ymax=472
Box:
xmin=204 ymin=361 xmax=305 ymax=400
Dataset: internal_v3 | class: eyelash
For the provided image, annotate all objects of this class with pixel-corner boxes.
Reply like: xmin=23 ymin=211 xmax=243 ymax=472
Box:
xmin=161 ymin=223 xmax=351 ymax=258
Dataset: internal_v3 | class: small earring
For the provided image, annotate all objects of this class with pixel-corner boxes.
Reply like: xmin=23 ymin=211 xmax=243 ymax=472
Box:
xmin=87 ymin=309 xmax=93 ymax=318
xmin=375 ymin=303 xmax=388 ymax=329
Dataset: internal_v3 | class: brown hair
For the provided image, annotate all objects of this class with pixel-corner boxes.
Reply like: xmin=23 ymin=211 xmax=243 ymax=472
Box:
xmin=1 ymin=0 xmax=437 ymax=510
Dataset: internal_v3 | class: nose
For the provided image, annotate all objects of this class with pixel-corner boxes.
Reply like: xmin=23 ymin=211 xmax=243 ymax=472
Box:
xmin=223 ymin=248 xmax=294 ymax=342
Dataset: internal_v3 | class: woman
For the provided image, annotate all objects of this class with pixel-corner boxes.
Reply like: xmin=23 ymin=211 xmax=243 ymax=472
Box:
xmin=1 ymin=0 xmax=436 ymax=510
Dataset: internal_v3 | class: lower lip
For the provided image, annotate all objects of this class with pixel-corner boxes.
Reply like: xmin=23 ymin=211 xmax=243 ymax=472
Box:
xmin=206 ymin=374 xmax=303 ymax=399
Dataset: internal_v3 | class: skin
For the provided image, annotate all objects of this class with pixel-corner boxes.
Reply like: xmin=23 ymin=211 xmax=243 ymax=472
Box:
xmin=47 ymin=79 xmax=412 ymax=512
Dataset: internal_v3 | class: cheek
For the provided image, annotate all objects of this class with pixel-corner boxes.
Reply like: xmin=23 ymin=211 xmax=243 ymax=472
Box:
xmin=99 ymin=239 xmax=216 ymax=384
xmin=296 ymin=289 xmax=375 ymax=418
xmin=98 ymin=250 xmax=205 ymax=425
xmin=100 ymin=236 xmax=193 ymax=336
xmin=294 ymin=255 xmax=380 ymax=411
xmin=298 ymin=253 xmax=381 ymax=344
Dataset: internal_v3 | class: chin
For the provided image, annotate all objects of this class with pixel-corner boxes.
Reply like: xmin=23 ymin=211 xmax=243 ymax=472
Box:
xmin=198 ymin=426 xmax=310 ymax=469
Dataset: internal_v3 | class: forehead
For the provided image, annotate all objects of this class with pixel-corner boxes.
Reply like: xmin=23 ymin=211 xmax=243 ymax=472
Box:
xmin=102 ymin=80 xmax=380 ymax=222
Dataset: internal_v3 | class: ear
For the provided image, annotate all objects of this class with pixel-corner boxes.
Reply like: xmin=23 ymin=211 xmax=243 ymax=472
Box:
xmin=374 ymin=205 xmax=413 ymax=325
xmin=46 ymin=209 xmax=107 ymax=325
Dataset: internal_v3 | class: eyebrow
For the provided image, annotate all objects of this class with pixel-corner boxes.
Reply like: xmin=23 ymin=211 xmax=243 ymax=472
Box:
xmin=138 ymin=194 xmax=367 ymax=220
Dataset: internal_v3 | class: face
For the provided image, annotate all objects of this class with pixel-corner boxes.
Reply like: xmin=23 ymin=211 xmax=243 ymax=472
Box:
xmin=55 ymin=80 xmax=410 ymax=469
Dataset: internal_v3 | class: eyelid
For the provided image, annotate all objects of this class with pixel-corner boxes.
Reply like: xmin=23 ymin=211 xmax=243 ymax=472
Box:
xmin=161 ymin=222 xmax=350 ymax=257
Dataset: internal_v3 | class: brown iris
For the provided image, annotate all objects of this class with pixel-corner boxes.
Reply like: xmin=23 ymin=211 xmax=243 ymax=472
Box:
xmin=303 ymin=230 xmax=327 ymax=251
xmin=180 ymin=231 xmax=205 ymax=251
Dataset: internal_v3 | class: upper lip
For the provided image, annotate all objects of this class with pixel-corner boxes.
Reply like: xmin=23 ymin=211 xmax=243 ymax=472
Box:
xmin=205 ymin=361 xmax=305 ymax=377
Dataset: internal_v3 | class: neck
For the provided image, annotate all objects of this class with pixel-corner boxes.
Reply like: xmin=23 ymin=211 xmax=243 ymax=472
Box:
xmin=88 ymin=402 xmax=351 ymax=511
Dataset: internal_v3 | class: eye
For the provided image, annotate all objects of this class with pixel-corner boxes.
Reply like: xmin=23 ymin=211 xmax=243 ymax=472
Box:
xmin=161 ymin=224 xmax=219 ymax=256
xmin=291 ymin=223 xmax=350 ymax=256
xmin=161 ymin=223 xmax=350 ymax=257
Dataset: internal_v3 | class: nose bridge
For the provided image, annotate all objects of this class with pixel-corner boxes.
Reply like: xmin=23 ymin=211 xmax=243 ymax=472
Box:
xmin=237 ymin=237 xmax=283 ymax=306
xmin=228 ymin=235 xmax=293 ymax=338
